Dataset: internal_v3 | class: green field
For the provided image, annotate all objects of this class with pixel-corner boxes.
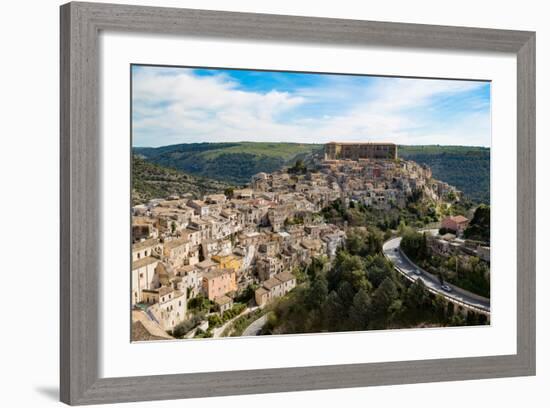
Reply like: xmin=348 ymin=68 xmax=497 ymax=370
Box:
xmin=134 ymin=142 xmax=323 ymax=185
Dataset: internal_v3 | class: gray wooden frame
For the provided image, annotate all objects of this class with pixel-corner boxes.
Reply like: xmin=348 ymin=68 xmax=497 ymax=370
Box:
xmin=60 ymin=1 xmax=536 ymax=405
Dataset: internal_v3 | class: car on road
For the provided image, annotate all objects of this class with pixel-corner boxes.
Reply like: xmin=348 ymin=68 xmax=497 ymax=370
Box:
xmin=413 ymin=269 xmax=422 ymax=276
xmin=441 ymin=284 xmax=452 ymax=292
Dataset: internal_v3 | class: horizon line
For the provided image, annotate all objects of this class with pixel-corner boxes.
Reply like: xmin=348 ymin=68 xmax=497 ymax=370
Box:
xmin=131 ymin=141 xmax=491 ymax=149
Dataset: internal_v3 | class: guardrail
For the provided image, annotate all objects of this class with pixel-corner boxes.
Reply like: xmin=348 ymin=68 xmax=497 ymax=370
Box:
xmin=383 ymin=241 xmax=490 ymax=316
xmin=397 ymin=246 xmax=491 ymax=307
xmin=392 ymin=263 xmax=489 ymax=315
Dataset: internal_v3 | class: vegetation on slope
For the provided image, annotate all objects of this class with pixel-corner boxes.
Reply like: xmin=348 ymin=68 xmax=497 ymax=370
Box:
xmin=263 ymin=229 xmax=488 ymax=335
xmin=400 ymin=228 xmax=490 ymax=298
xmin=133 ymin=142 xmax=323 ymax=184
xmin=132 ymin=155 xmax=233 ymax=205
xmin=399 ymin=145 xmax=490 ymax=204
xmin=464 ymin=204 xmax=491 ymax=243
xmin=321 ymin=197 xmax=441 ymax=232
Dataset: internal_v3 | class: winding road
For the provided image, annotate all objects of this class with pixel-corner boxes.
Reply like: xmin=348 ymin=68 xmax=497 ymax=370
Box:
xmin=242 ymin=314 xmax=268 ymax=336
xmin=383 ymin=235 xmax=490 ymax=314
xmin=211 ymin=306 xmax=258 ymax=338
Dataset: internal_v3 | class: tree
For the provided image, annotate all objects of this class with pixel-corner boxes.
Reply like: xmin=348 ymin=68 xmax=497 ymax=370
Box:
xmin=464 ymin=204 xmax=490 ymax=242
xmin=388 ymin=299 xmax=404 ymax=319
xmin=345 ymin=228 xmax=368 ymax=256
xmin=400 ymin=229 xmax=429 ymax=262
xmin=336 ymin=281 xmax=356 ymax=310
xmin=234 ymin=284 xmax=258 ymax=304
xmin=292 ymin=266 xmax=308 ymax=284
xmin=288 ymin=159 xmax=307 ymax=174
xmin=305 ymin=277 xmax=328 ymax=310
xmin=405 ymin=279 xmax=430 ymax=309
xmin=307 ymin=256 xmax=327 ymax=280
xmin=345 ymin=207 xmax=368 ymax=226
xmin=366 ymin=229 xmax=383 ymax=256
xmin=328 ymin=251 xmax=365 ymax=290
xmin=371 ymin=277 xmax=398 ymax=317
xmin=224 ymin=187 xmax=234 ymax=199
xmin=323 ymin=291 xmax=347 ymax=330
xmin=366 ymin=254 xmax=394 ymax=288
xmin=349 ymin=289 xmax=372 ymax=329
xmin=208 ymin=314 xmax=223 ymax=328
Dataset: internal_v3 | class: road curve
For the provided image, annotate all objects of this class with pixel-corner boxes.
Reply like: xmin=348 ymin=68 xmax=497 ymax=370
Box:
xmin=383 ymin=236 xmax=490 ymax=314
xmin=242 ymin=314 xmax=268 ymax=336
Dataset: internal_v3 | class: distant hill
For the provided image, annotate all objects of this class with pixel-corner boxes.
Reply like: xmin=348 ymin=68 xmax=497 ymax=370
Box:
xmin=398 ymin=145 xmax=490 ymax=204
xmin=134 ymin=142 xmax=323 ymax=185
xmin=133 ymin=142 xmax=490 ymax=204
xmin=132 ymin=155 xmax=233 ymax=205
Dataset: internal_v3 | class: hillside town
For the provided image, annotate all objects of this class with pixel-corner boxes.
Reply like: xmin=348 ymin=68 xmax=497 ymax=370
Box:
xmin=131 ymin=142 xmax=466 ymax=341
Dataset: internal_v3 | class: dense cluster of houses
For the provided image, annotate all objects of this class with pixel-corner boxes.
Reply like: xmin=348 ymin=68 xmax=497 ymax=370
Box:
xmin=131 ymin=147 xmax=459 ymax=339
xmin=320 ymin=158 xmax=458 ymax=210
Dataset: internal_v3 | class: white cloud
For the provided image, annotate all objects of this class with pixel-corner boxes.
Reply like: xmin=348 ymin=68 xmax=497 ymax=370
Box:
xmin=132 ymin=68 xmax=490 ymax=147
xmin=133 ymin=68 xmax=306 ymax=146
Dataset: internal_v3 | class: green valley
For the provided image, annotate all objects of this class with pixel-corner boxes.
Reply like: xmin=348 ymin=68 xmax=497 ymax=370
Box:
xmin=132 ymin=155 xmax=233 ymax=205
xmin=399 ymin=145 xmax=490 ymax=204
xmin=134 ymin=142 xmax=323 ymax=185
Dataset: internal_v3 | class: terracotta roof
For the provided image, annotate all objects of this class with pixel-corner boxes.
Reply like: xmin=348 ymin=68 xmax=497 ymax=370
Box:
xmin=451 ymin=215 xmax=469 ymax=223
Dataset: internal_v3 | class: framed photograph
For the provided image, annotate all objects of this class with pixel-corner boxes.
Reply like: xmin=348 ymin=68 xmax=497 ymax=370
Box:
xmin=60 ymin=2 xmax=535 ymax=405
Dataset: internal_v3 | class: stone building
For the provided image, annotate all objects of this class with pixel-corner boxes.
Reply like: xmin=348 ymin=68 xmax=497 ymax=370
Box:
xmin=202 ymin=268 xmax=237 ymax=300
xmin=254 ymin=271 xmax=297 ymax=306
xmin=324 ymin=142 xmax=397 ymax=160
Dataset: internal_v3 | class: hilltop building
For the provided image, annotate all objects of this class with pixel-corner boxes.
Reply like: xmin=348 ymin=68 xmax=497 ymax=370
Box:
xmin=325 ymin=142 xmax=397 ymax=160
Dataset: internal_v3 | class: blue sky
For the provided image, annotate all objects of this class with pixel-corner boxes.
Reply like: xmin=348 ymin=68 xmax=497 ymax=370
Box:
xmin=132 ymin=65 xmax=491 ymax=148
